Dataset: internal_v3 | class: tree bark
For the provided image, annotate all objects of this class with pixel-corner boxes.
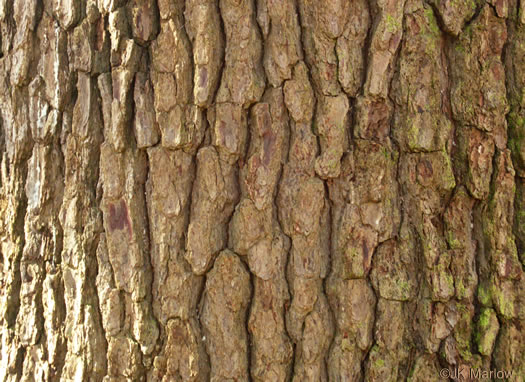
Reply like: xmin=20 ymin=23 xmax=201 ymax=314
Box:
xmin=0 ymin=0 xmax=524 ymax=381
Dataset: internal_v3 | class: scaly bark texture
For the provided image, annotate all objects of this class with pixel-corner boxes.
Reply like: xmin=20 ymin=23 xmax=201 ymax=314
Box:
xmin=0 ymin=0 xmax=524 ymax=381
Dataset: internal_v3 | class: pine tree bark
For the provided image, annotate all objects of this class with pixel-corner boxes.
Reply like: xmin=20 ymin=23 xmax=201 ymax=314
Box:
xmin=0 ymin=0 xmax=524 ymax=381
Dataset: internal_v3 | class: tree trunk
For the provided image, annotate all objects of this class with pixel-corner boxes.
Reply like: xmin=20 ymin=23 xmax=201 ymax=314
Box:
xmin=0 ymin=0 xmax=524 ymax=381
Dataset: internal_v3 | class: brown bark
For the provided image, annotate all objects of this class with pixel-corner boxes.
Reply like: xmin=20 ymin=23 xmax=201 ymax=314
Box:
xmin=0 ymin=0 xmax=524 ymax=381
